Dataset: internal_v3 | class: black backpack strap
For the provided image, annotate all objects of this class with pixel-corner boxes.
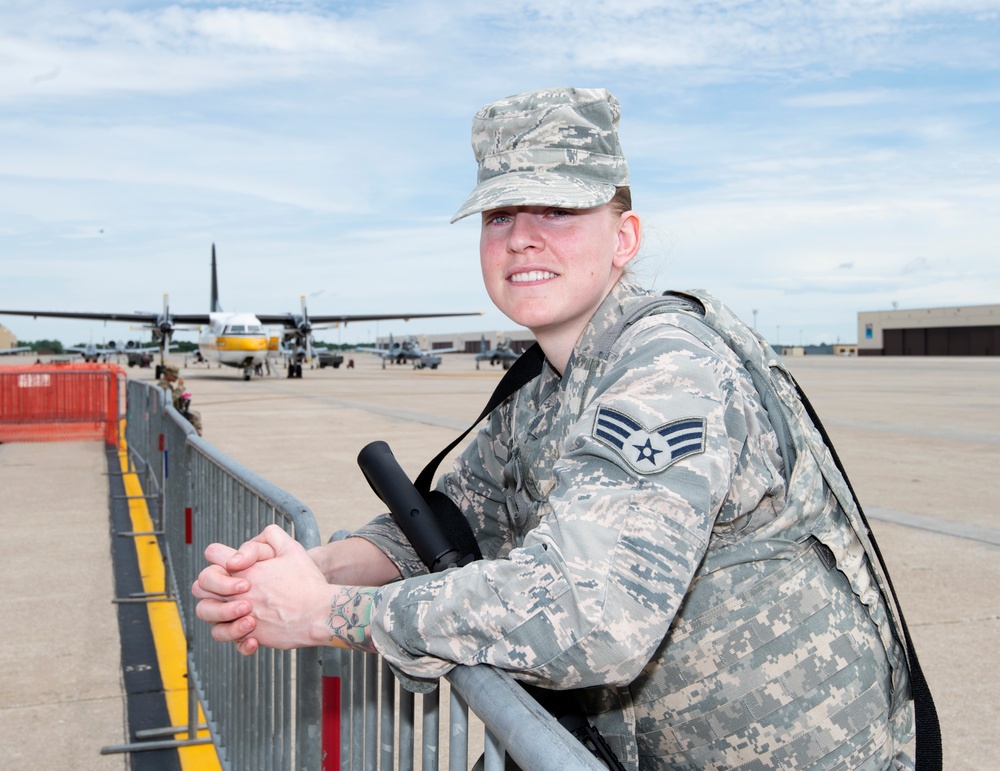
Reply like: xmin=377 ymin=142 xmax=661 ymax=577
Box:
xmin=414 ymin=342 xmax=545 ymax=494
xmin=394 ymin=342 xmax=625 ymax=768
xmin=792 ymin=378 xmax=942 ymax=770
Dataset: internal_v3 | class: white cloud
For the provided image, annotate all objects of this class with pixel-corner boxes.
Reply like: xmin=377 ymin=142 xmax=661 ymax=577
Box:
xmin=0 ymin=0 xmax=997 ymax=348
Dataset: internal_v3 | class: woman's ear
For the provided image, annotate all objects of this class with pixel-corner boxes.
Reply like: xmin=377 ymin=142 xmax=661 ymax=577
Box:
xmin=613 ymin=211 xmax=642 ymax=269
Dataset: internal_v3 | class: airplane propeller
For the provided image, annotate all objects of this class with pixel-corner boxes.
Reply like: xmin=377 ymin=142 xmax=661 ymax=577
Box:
xmin=153 ymin=295 xmax=175 ymax=371
xmin=133 ymin=294 xmax=181 ymax=375
xmin=298 ymin=296 xmax=314 ymax=362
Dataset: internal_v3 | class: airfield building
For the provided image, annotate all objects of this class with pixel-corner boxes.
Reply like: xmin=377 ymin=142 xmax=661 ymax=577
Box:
xmin=391 ymin=330 xmax=537 ymax=354
xmin=388 ymin=303 xmax=1000 ymax=360
xmin=1 ymin=324 xmax=19 ymax=352
xmin=858 ymin=303 xmax=1000 ymax=356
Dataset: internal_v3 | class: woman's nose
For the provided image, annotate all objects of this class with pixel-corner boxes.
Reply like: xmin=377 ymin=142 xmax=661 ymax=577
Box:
xmin=507 ymin=212 xmax=543 ymax=252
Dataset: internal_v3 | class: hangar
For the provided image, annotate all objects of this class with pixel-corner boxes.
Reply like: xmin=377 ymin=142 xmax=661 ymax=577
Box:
xmin=857 ymin=303 xmax=1000 ymax=356
xmin=403 ymin=329 xmax=536 ymax=354
xmin=1 ymin=324 xmax=19 ymax=352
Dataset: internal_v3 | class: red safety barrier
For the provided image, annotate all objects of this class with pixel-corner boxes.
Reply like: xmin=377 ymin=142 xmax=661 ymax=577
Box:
xmin=0 ymin=362 xmax=126 ymax=446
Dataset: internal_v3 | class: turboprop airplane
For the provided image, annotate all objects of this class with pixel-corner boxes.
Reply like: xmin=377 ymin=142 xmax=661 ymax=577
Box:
xmin=474 ymin=335 xmax=521 ymax=370
xmin=356 ymin=333 xmax=458 ymax=369
xmin=0 ymin=244 xmax=481 ymax=380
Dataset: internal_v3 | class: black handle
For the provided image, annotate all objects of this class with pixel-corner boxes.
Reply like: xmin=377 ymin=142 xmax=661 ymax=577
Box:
xmin=357 ymin=440 xmax=466 ymax=572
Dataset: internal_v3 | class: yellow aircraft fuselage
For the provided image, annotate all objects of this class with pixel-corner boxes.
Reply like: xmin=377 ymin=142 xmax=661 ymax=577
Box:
xmin=198 ymin=312 xmax=269 ymax=371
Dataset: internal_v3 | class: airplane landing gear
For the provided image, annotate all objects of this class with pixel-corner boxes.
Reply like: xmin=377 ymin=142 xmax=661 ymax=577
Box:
xmin=287 ymin=363 xmax=303 ymax=378
xmin=243 ymin=366 xmax=252 ymax=381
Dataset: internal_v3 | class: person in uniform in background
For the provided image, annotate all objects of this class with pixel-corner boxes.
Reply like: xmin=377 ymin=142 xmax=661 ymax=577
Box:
xmin=193 ymin=87 xmax=916 ymax=769
xmin=158 ymin=363 xmax=203 ymax=436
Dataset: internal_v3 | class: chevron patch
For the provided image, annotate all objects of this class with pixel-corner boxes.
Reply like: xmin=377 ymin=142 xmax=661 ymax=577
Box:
xmin=593 ymin=406 xmax=706 ymax=474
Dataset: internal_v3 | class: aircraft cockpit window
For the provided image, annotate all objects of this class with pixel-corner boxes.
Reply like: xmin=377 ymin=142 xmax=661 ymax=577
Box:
xmin=226 ymin=325 xmax=246 ymax=334
xmin=248 ymin=325 xmax=264 ymax=334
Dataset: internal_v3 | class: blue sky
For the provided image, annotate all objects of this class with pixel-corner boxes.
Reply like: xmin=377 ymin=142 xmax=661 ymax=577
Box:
xmin=2 ymin=0 xmax=998 ymax=348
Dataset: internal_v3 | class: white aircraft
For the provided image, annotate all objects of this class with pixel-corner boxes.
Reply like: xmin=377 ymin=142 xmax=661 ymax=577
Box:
xmin=356 ymin=333 xmax=459 ymax=369
xmin=474 ymin=335 xmax=522 ymax=370
xmin=0 ymin=244 xmax=481 ymax=380
xmin=65 ymin=338 xmax=120 ymax=363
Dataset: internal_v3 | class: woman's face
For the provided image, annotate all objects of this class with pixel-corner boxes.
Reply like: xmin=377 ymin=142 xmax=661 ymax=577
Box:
xmin=479 ymin=203 xmax=639 ymax=348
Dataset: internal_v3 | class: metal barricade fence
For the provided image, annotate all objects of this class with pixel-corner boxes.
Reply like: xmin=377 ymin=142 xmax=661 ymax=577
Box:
xmin=323 ymin=649 xmax=606 ymax=771
xmin=182 ymin=432 xmax=323 ymax=771
xmin=124 ymin=378 xmax=605 ymax=771
xmin=124 ymin=378 xmax=167 ymax=504
xmin=124 ymin=380 xmax=322 ymax=770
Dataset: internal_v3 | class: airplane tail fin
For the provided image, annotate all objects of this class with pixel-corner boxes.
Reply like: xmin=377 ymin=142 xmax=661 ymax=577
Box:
xmin=211 ymin=243 xmax=223 ymax=313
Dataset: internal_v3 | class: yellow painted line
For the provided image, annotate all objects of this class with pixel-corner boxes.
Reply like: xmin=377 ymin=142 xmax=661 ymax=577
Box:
xmin=117 ymin=434 xmax=222 ymax=771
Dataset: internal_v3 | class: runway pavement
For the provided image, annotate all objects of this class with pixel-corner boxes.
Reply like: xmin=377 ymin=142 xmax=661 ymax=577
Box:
xmin=1 ymin=351 xmax=997 ymax=768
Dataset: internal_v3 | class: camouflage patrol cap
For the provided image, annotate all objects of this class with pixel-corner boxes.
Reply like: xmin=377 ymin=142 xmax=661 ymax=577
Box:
xmin=164 ymin=364 xmax=180 ymax=376
xmin=451 ymin=86 xmax=630 ymax=223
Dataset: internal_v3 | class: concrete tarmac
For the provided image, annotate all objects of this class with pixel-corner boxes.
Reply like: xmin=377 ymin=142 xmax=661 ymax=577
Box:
xmin=0 ymin=439 xmax=127 ymax=770
xmin=1 ymin=351 xmax=997 ymax=768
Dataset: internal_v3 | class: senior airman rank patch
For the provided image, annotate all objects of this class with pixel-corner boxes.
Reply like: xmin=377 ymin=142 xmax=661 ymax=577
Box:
xmin=593 ymin=406 xmax=706 ymax=474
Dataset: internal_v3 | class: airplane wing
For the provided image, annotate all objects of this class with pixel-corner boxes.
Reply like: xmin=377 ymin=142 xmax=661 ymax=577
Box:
xmin=0 ymin=306 xmax=209 ymax=374
xmin=0 ymin=309 xmax=211 ymax=326
xmin=0 ymin=346 xmax=31 ymax=355
xmin=255 ymin=311 xmax=481 ymax=328
xmin=115 ymin=342 xmax=170 ymax=354
xmin=161 ymin=314 xmax=211 ymax=325
xmin=0 ymin=309 xmax=159 ymax=323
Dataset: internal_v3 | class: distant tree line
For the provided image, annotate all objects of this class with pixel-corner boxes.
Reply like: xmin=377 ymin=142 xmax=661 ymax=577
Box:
xmin=19 ymin=339 xmax=65 ymax=354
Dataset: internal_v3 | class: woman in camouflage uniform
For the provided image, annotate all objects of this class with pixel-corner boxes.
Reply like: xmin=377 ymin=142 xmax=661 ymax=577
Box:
xmin=194 ymin=88 xmax=915 ymax=769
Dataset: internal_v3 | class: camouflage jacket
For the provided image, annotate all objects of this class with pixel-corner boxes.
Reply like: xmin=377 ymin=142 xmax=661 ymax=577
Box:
xmin=359 ymin=280 xmax=914 ymax=769
xmin=157 ymin=378 xmax=186 ymax=411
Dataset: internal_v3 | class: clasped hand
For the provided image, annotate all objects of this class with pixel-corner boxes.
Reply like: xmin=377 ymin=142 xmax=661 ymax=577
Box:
xmin=192 ymin=524 xmax=332 ymax=656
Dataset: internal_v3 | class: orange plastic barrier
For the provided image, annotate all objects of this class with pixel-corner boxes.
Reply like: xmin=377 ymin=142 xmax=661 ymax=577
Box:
xmin=0 ymin=362 xmax=126 ymax=446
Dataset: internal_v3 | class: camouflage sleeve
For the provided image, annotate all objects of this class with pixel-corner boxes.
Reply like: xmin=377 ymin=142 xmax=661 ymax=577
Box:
xmin=348 ymin=513 xmax=429 ymax=580
xmin=370 ymin=317 xmax=782 ymax=687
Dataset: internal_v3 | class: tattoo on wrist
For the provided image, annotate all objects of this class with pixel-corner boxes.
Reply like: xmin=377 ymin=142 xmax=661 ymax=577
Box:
xmin=327 ymin=586 xmax=377 ymax=652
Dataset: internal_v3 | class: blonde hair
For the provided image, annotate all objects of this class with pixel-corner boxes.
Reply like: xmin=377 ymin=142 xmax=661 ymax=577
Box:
xmin=608 ymin=186 xmax=632 ymax=215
